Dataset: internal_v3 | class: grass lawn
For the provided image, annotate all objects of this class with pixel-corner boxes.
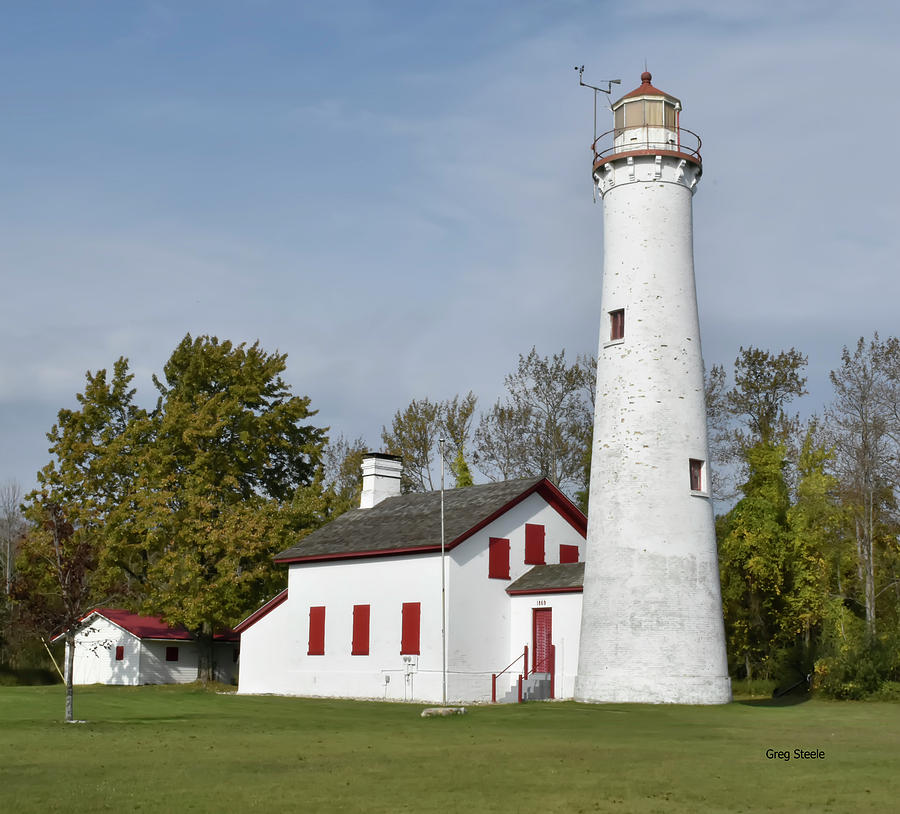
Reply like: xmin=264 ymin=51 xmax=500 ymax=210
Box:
xmin=0 ymin=686 xmax=897 ymax=813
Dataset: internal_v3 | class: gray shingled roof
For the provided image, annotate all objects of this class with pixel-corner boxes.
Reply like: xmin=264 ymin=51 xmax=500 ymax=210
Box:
xmin=506 ymin=562 xmax=585 ymax=593
xmin=275 ymin=477 xmax=545 ymax=562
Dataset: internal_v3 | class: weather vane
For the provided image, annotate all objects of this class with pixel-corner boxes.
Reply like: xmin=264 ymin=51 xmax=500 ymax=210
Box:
xmin=575 ymin=66 xmax=621 ymax=144
xmin=576 ymin=67 xmax=621 ymax=201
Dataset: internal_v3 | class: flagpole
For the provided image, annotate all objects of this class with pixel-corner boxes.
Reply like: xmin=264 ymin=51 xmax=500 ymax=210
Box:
xmin=440 ymin=438 xmax=447 ymax=705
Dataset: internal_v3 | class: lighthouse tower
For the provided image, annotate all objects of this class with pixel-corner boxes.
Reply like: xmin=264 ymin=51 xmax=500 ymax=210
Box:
xmin=575 ymin=72 xmax=731 ymax=704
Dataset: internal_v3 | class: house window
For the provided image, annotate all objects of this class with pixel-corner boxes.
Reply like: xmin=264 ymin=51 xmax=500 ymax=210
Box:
xmin=559 ymin=544 xmax=579 ymax=564
xmin=488 ymin=537 xmax=510 ymax=579
xmin=352 ymin=604 xmax=370 ymax=655
xmin=525 ymin=524 xmax=545 ymax=565
xmin=689 ymin=459 xmax=704 ymax=492
xmin=610 ymin=309 xmax=625 ymax=341
xmin=401 ymin=602 xmax=421 ymax=655
xmin=308 ymin=606 xmax=326 ymax=655
xmin=165 ymin=646 xmax=179 ymax=662
xmin=114 ymin=645 xmax=124 ymax=661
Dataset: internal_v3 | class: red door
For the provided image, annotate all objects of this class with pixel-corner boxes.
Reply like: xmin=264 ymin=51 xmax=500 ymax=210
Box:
xmin=532 ymin=608 xmax=552 ymax=673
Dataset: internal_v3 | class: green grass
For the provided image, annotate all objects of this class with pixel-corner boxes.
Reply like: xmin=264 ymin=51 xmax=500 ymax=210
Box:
xmin=0 ymin=686 xmax=897 ymax=813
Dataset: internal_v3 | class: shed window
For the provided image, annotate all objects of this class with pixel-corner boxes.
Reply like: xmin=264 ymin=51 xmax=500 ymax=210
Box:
xmin=352 ymin=604 xmax=370 ymax=656
xmin=114 ymin=645 xmax=124 ymax=661
xmin=401 ymin=602 xmax=421 ymax=655
xmin=610 ymin=309 xmax=625 ymax=341
xmin=559 ymin=544 xmax=579 ymax=564
xmin=308 ymin=606 xmax=326 ymax=655
xmin=165 ymin=646 xmax=179 ymax=662
xmin=488 ymin=537 xmax=510 ymax=579
xmin=525 ymin=524 xmax=545 ymax=565
xmin=690 ymin=459 xmax=704 ymax=492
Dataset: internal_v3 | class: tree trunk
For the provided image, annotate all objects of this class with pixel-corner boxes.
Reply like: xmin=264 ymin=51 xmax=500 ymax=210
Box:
xmin=65 ymin=630 xmax=75 ymax=722
xmin=196 ymin=626 xmax=214 ymax=684
xmin=864 ymin=492 xmax=876 ymax=637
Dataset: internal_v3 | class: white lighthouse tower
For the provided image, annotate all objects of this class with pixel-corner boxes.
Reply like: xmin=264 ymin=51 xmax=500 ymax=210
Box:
xmin=575 ymin=72 xmax=731 ymax=704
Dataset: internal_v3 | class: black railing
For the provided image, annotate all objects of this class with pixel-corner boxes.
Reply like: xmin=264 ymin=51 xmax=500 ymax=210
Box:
xmin=592 ymin=126 xmax=702 ymax=164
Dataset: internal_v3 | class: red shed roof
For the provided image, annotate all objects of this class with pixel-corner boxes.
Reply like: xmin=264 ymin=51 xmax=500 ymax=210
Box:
xmin=52 ymin=608 xmax=238 ymax=643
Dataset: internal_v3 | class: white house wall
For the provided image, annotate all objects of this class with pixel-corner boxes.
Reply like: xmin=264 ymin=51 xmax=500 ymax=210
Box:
xmin=68 ymin=616 xmax=141 ymax=686
xmin=447 ymin=493 xmax=585 ymax=703
xmin=509 ymin=593 xmax=583 ymax=699
xmin=239 ymin=552 xmax=443 ymax=702
xmin=140 ymin=640 xmax=199 ymax=684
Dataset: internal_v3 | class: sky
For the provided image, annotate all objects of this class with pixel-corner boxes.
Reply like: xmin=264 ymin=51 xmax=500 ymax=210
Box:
xmin=2 ymin=0 xmax=899 ymax=495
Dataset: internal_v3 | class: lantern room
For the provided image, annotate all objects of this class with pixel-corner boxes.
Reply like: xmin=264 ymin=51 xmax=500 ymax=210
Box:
xmin=612 ymin=71 xmax=679 ymax=151
xmin=593 ymin=71 xmax=701 ymax=169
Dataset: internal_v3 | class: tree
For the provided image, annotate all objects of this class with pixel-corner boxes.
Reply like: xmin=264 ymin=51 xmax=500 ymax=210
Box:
xmin=826 ymin=336 xmax=898 ymax=638
xmin=382 ymin=394 xmax=479 ymax=491
xmin=321 ymin=434 xmax=368 ymax=516
xmin=120 ymin=335 xmax=327 ymax=679
xmin=14 ymin=500 xmax=104 ymax=721
xmin=1 ymin=480 xmax=25 ymax=595
xmin=727 ymin=346 xmax=808 ymax=450
xmin=475 ymin=348 xmax=593 ymax=496
xmin=440 ymin=392 xmax=478 ymax=487
xmin=450 ymin=449 xmax=474 ymax=488
xmin=12 ymin=359 xmax=142 ymax=719
xmin=381 ymin=398 xmax=441 ymax=492
xmin=717 ymin=443 xmax=792 ymax=680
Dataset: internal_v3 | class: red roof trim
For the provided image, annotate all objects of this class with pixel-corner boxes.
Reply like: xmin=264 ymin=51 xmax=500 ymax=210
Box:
xmin=233 ymin=589 xmax=289 ymax=633
xmin=275 ymin=478 xmax=587 ymax=565
xmin=594 ymin=148 xmax=701 ymax=170
xmin=51 ymin=608 xmax=238 ymax=643
xmin=506 ymin=586 xmax=584 ymax=596
xmin=275 ymin=543 xmax=442 ymax=565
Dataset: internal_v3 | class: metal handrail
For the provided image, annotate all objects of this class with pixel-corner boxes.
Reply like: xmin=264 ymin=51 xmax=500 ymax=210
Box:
xmin=592 ymin=126 xmax=702 ymax=163
xmin=491 ymin=645 xmax=527 ymax=703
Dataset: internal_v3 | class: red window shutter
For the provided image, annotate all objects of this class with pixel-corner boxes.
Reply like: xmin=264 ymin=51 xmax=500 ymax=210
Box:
xmin=400 ymin=602 xmax=420 ymax=655
xmin=610 ymin=309 xmax=625 ymax=341
xmin=165 ymin=646 xmax=179 ymax=662
xmin=115 ymin=645 xmax=124 ymax=661
xmin=559 ymin=544 xmax=579 ymax=564
xmin=352 ymin=604 xmax=370 ymax=655
xmin=525 ymin=524 xmax=546 ymax=565
xmin=488 ymin=537 xmax=510 ymax=579
xmin=690 ymin=459 xmax=703 ymax=491
xmin=308 ymin=606 xmax=326 ymax=655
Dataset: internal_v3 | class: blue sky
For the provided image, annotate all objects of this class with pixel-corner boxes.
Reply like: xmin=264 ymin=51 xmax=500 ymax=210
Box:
xmin=2 ymin=1 xmax=899 ymax=493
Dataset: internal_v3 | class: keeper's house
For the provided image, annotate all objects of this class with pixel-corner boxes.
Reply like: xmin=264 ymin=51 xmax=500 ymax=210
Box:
xmin=53 ymin=608 xmax=239 ymax=686
xmin=236 ymin=454 xmax=587 ymax=703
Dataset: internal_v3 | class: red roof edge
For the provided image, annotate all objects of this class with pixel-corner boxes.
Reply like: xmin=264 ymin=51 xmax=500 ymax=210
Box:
xmin=275 ymin=543 xmax=442 ymax=565
xmin=445 ymin=477 xmax=586 ymax=551
xmin=275 ymin=478 xmax=587 ymax=566
xmin=506 ymin=585 xmax=584 ymax=596
xmin=50 ymin=608 xmax=238 ymax=643
xmin=233 ymin=589 xmax=289 ymax=634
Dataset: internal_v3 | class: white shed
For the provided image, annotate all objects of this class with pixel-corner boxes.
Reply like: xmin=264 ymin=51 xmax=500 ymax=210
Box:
xmin=53 ymin=609 xmax=239 ymax=686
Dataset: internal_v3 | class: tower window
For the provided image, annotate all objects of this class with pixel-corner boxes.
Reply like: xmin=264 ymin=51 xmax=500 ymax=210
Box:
xmin=689 ymin=459 xmax=704 ymax=492
xmin=610 ymin=309 xmax=625 ymax=341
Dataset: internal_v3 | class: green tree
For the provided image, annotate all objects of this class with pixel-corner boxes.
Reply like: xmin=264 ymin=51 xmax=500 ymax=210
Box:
xmin=784 ymin=428 xmax=844 ymax=654
xmin=727 ymin=346 xmax=808 ymax=451
xmin=321 ymin=434 xmax=368 ymax=516
xmin=451 ymin=449 xmax=474 ymax=488
xmin=120 ymin=335 xmax=327 ymax=679
xmin=717 ymin=443 xmax=792 ymax=680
